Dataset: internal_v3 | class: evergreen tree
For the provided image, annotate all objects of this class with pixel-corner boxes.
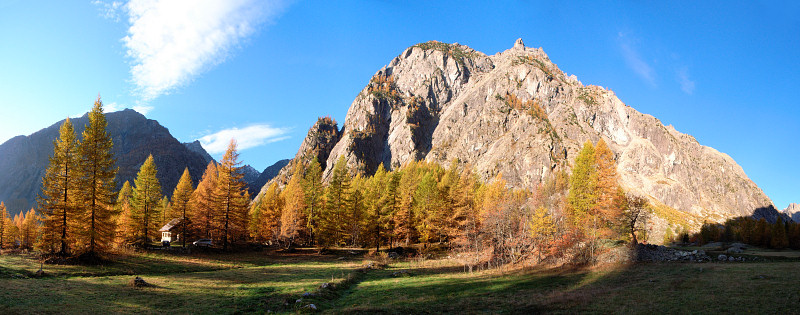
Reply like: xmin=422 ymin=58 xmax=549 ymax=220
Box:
xmin=170 ymin=168 xmax=194 ymax=247
xmin=214 ymin=140 xmax=250 ymax=250
xmin=191 ymin=162 xmax=218 ymax=239
xmin=302 ymin=157 xmax=323 ymax=245
xmin=37 ymin=118 xmax=80 ymax=255
xmin=77 ymin=97 xmax=118 ymax=256
xmin=130 ymin=155 xmax=162 ymax=247
xmin=280 ymin=165 xmax=306 ymax=246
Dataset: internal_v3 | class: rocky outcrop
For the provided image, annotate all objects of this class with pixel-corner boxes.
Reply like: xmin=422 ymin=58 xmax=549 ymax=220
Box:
xmin=783 ymin=203 xmax=800 ymax=223
xmin=257 ymin=39 xmax=774 ymax=227
xmin=183 ymin=140 xmax=215 ymax=165
xmin=0 ymin=109 xmax=211 ymax=216
xmin=752 ymin=205 xmax=792 ymax=224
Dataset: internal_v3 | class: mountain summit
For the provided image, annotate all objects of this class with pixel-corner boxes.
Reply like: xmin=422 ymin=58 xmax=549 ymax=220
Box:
xmin=258 ymin=39 xmax=773 ymax=232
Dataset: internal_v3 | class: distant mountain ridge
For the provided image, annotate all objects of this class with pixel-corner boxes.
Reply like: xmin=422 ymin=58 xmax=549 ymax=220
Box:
xmin=0 ymin=109 xmax=211 ymax=216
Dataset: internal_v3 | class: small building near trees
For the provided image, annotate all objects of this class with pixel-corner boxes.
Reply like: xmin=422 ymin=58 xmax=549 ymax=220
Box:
xmin=159 ymin=218 xmax=184 ymax=243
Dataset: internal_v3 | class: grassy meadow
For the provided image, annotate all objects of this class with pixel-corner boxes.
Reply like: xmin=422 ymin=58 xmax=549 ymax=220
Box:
xmin=0 ymin=248 xmax=799 ymax=314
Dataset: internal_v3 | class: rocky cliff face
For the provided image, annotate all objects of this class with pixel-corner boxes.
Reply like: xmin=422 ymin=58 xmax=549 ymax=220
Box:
xmin=0 ymin=109 xmax=211 ymax=216
xmin=783 ymin=203 xmax=800 ymax=223
xmin=258 ymin=39 xmax=773 ymax=226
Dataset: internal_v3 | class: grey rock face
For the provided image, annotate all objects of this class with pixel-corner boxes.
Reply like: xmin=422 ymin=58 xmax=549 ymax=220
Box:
xmin=257 ymin=39 xmax=774 ymax=224
xmin=783 ymin=203 xmax=800 ymax=222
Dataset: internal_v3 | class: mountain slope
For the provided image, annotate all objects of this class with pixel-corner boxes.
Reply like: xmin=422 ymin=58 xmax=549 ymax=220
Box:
xmin=258 ymin=39 xmax=773 ymax=227
xmin=0 ymin=109 xmax=211 ymax=216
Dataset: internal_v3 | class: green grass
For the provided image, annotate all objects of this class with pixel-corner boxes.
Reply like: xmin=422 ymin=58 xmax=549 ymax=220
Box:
xmin=1 ymin=249 xmax=799 ymax=314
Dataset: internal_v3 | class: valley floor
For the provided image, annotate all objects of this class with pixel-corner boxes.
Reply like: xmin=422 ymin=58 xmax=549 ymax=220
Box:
xmin=0 ymin=248 xmax=799 ymax=314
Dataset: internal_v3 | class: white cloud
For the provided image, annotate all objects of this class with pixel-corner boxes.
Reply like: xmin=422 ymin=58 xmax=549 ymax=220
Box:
xmin=100 ymin=101 xmax=153 ymax=115
xmin=676 ymin=66 xmax=695 ymax=95
xmin=92 ymin=0 xmax=124 ymax=22
xmin=122 ymin=0 xmax=289 ymax=101
xmin=198 ymin=124 xmax=290 ymax=154
xmin=618 ymin=32 xmax=656 ymax=86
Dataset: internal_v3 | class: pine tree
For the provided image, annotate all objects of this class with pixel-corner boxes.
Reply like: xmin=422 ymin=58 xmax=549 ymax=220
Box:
xmin=0 ymin=202 xmax=8 ymax=250
xmin=171 ymin=168 xmax=194 ymax=247
xmin=302 ymin=157 xmax=324 ymax=246
xmin=214 ymin=140 xmax=250 ymax=250
xmin=37 ymin=118 xmax=80 ymax=255
xmin=130 ymin=155 xmax=162 ymax=247
xmin=191 ymin=162 xmax=218 ymax=239
xmin=280 ymin=165 xmax=306 ymax=246
xmin=77 ymin=97 xmax=118 ymax=256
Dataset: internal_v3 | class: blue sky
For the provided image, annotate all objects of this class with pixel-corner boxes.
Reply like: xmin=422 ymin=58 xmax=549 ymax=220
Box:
xmin=0 ymin=1 xmax=797 ymax=209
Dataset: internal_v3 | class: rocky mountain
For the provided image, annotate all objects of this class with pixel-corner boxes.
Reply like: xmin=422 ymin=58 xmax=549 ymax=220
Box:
xmin=783 ymin=203 xmax=800 ymax=223
xmin=0 ymin=109 xmax=211 ymax=216
xmin=183 ymin=140 xmax=214 ymax=164
xmin=248 ymin=159 xmax=291 ymax=197
xmin=256 ymin=39 xmax=774 ymax=232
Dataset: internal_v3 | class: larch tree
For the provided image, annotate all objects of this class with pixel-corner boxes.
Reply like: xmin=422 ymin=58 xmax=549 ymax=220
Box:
xmin=214 ymin=140 xmax=250 ymax=251
xmin=529 ymin=206 xmax=556 ymax=262
xmin=345 ymin=174 xmax=366 ymax=246
xmin=364 ymin=164 xmax=388 ymax=251
xmin=321 ymin=156 xmax=351 ymax=245
xmin=280 ymin=165 xmax=306 ymax=247
xmin=170 ymin=168 xmax=194 ymax=247
xmin=250 ymin=182 xmax=282 ymax=243
xmin=37 ymin=118 xmax=80 ymax=255
xmin=567 ymin=140 xmax=597 ymax=234
xmin=594 ymin=138 xmax=623 ymax=237
xmin=621 ymin=193 xmax=650 ymax=245
xmin=77 ymin=97 xmax=118 ymax=256
xmin=157 ymin=196 xmax=170 ymax=227
xmin=302 ymin=157 xmax=324 ymax=246
xmin=0 ymin=202 xmax=8 ymax=250
xmin=130 ymin=155 xmax=162 ymax=247
xmin=18 ymin=209 xmax=40 ymax=250
xmin=114 ymin=181 xmax=134 ymax=246
xmin=191 ymin=162 xmax=218 ymax=239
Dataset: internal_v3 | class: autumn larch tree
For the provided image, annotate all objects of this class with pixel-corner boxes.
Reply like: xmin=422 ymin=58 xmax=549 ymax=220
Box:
xmin=302 ymin=157 xmax=324 ymax=246
xmin=280 ymin=164 xmax=306 ymax=247
xmin=529 ymin=206 xmax=555 ymax=262
xmin=364 ymin=164 xmax=388 ymax=251
xmin=77 ymin=97 xmax=118 ymax=256
xmin=130 ymin=154 xmax=162 ymax=247
xmin=321 ymin=156 xmax=351 ymax=246
xmin=214 ymin=140 xmax=250 ymax=251
xmin=594 ymin=138 xmax=624 ymax=238
xmin=37 ymin=118 xmax=80 ymax=255
xmin=191 ymin=162 xmax=218 ymax=240
xmin=17 ymin=209 xmax=40 ymax=250
xmin=250 ymin=181 xmax=282 ymax=243
xmin=0 ymin=202 xmax=8 ymax=250
xmin=114 ymin=181 xmax=134 ymax=246
xmin=170 ymin=168 xmax=194 ymax=247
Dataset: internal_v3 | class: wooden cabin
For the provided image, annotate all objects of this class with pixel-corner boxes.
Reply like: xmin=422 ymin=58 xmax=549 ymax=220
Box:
xmin=159 ymin=218 xmax=183 ymax=243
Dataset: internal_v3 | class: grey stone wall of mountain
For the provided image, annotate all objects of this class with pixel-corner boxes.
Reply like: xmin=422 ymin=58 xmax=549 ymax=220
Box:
xmin=783 ymin=203 xmax=800 ymax=223
xmin=183 ymin=140 xmax=215 ymax=165
xmin=256 ymin=39 xmax=774 ymax=229
xmin=0 ymin=109 xmax=210 ymax=216
xmin=249 ymin=159 xmax=290 ymax=197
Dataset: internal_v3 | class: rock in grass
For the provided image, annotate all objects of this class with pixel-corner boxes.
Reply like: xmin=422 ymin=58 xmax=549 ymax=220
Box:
xmin=129 ymin=276 xmax=148 ymax=287
xmin=303 ymin=304 xmax=317 ymax=310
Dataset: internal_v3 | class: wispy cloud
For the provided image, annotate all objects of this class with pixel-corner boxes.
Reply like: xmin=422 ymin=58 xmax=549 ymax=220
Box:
xmin=198 ymin=124 xmax=290 ymax=154
xmin=121 ymin=0 xmax=289 ymax=101
xmin=676 ymin=66 xmax=695 ymax=94
xmin=618 ymin=32 xmax=656 ymax=86
xmin=92 ymin=0 xmax=124 ymax=22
